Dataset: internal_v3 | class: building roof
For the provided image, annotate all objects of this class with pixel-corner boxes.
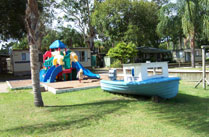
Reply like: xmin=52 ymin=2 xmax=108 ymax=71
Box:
xmin=49 ymin=40 xmax=66 ymax=49
xmin=137 ymin=47 xmax=171 ymax=53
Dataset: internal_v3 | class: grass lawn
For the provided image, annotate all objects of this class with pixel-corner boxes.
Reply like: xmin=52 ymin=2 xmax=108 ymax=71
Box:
xmin=0 ymin=82 xmax=209 ymax=137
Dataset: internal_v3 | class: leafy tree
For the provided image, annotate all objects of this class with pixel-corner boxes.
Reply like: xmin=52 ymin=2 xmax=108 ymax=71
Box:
xmin=107 ymin=42 xmax=137 ymax=63
xmin=157 ymin=0 xmax=209 ymax=67
xmin=152 ymin=0 xmax=169 ymax=7
xmin=180 ymin=0 xmax=209 ymax=67
xmin=92 ymin=0 xmax=160 ymax=47
xmin=128 ymin=1 xmax=160 ymax=47
xmin=57 ymin=27 xmax=85 ymax=48
xmin=0 ymin=0 xmax=27 ymax=40
xmin=0 ymin=42 xmax=14 ymax=54
xmin=56 ymin=0 xmax=95 ymax=50
xmin=92 ymin=0 xmax=131 ymax=43
xmin=25 ymin=0 xmax=44 ymax=107
xmin=0 ymin=0 xmax=46 ymax=41
xmin=12 ymin=37 xmax=29 ymax=50
xmin=157 ymin=3 xmax=183 ymax=49
xmin=201 ymin=0 xmax=209 ymax=40
xmin=12 ymin=27 xmax=85 ymax=51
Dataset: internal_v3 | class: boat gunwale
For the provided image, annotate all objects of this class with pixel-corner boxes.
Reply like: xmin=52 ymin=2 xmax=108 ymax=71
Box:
xmin=101 ymin=77 xmax=180 ymax=86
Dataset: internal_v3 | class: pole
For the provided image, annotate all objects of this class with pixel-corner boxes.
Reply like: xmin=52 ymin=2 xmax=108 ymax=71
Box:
xmin=202 ymin=47 xmax=206 ymax=89
xmin=195 ymin=45 xmax=209 ymax=89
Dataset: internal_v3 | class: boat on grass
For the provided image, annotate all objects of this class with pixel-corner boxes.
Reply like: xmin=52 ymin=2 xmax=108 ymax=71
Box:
xmin=100 ymin=62 xmax=180 ymax=99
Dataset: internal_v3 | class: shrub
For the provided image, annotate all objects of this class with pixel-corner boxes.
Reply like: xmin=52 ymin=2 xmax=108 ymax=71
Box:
xmin=107 ymin=42 xmax=137 ymax=64
xmin=110 ymin=59 xmax=122 ymax=68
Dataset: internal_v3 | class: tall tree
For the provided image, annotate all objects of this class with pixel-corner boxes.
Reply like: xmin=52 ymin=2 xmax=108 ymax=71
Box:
xmin=181 ymin=0 xmax=209 ymax=67
xmin=157 ymin=3 xmax=183 ymax=49
xmin=25 ymin=0 xmax=44 ymax=107
xmin=129 ymin=1 xmax=160 ymax=47
xmin=0 ymin=0 xmax=45 ymax=41
xmin=182 ymin=0 xmax=197 ymax=67
xmin=0 ymin=0 xmax=27 ymax=40
xmin=158 ymin=0 xmax=209 ymax=67
xmin=152 ymin=0 xmax=169 ymax=7
xmin=92 ymin=0 xmax=160 ymax=47
xmin=57 ymin=0 xmax=95 ymax=51
xmin=92 ymin=0 xmax=131 ymax=43
xmin=57 ymin=27 xmax=85 ymax=48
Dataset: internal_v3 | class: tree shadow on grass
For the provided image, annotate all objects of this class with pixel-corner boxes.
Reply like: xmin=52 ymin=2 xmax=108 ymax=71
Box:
xmin=146 ymin=91 xmax=209 ymax=136
xmin=0 ymin=99 xmax=137 ymax=136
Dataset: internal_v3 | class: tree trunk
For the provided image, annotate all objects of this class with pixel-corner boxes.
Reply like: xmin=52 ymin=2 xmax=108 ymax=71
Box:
xmin=167 ymin=37 xmax=170 ymax=49
xmin=179 ymin=36 xmax=183 ymax=49
xmin=30 ymin=44 xmax=44 ymax=107
xmin=89 ymin=34 xmax=95 ymax=51
xmin=190 ymin=35 xmax=195 ymax=68
xmin=87 ymin=0 xmax=95 ymax=52
xmin=25 ymin=0 xmax=44 ymax=107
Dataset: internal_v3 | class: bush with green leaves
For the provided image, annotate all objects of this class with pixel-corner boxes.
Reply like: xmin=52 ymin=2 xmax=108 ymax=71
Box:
xmin=110 ymin=59 xmax=122 ymax=68
xmin=107 ymin=42 xmax=137 ymax=64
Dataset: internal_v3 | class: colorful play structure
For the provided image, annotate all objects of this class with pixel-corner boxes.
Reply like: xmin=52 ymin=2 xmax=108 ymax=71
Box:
xmin=39 ymin=40 xmax=100 ymax=83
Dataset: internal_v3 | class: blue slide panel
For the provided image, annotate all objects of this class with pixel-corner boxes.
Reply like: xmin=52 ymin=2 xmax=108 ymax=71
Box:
xmin=43 ymin=65 xmax=55 ymax=82
xmin=39 ymin=69 xmax=47 ymax=82
xmin=48 ymin=65 xmax=63 ymax=83
xmin=72 ymin=62 xmax=100 ymax=79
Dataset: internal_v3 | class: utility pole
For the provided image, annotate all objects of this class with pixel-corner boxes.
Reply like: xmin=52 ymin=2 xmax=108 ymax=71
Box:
xmin=195 ymin=45 xmax=209 ymax=89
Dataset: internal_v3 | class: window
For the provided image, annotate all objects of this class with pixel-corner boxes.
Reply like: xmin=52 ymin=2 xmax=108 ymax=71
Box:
xmin=79 ymin=51 xmax=85 ymax=62
xmin=21 ymin=53 xmax=26 ymax=61
xmin=147 ymin=67 xmax=163 ymax=76
xmin=196 ymin=50 xmax=201 ymax=56
xmin=76 ymin=51 xmax=87 ymax=62
xmin=176 ymin=51 xmax=183 ymax=58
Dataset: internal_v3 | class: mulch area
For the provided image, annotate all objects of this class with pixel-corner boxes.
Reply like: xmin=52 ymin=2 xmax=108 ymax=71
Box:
xmin=7 ymin=74 xmax=114 ymax=90
xmin=7 ymin=74 xmax=124 ymax=90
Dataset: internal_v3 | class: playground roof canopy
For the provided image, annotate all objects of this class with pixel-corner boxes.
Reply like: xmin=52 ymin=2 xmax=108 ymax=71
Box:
xmin=49 ymin=40 xmax=66 ymax=49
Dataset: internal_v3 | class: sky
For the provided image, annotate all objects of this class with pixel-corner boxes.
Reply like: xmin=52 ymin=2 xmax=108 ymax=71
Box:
xmin=171 ymin=0 xmax=177 ymax=3
xmin=0 ymin=0 xmax=178 ymax=50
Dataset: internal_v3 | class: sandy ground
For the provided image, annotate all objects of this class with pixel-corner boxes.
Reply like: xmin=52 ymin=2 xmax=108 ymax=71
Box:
xmin=6 ymin=74 xmax=123 ymax=90
xmin=0 ymin=82 xmax=9 ymax=93
xmin=7 ymin=75 xmax=109 ymax=90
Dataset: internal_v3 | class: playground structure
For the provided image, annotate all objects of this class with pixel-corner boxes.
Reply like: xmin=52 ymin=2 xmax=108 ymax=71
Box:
xmin=40 ymin=40 xmax=100 ymax=83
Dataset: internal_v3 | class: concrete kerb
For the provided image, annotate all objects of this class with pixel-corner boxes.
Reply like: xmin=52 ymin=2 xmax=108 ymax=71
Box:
xmin=6 ymin=81 xmax=32 ymax=90
xmin=6 ymin=80 xmax=101 ymax=94
xmin=41 ymin=83 xmax=100 ymax=94
xmin=6 ymin=81 xmax=12 ymax=89
xmin=0 ymin=82 xmax=9 ymax=93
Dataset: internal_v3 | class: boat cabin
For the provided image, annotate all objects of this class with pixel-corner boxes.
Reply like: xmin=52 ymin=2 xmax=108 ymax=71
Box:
xmin=123 ymin=62 xmax=168 ymax=82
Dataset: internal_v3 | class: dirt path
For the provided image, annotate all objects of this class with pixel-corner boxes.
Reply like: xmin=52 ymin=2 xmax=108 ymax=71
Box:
xmin=0 ymin=82 xmax=9 ymax=93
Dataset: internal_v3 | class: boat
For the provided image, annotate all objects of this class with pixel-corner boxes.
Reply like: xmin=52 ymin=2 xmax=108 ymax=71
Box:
xmin=100 ymin=62 xmax=180 ymax=99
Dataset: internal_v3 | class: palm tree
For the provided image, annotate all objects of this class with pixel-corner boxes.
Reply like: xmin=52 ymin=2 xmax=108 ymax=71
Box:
xmin=181 ymin=0 xmax=197 ymax=68
xmin=181 ymin=0 xmax=209 ymax=67
xmin=25 ymin=0 xmax=44 ymax=107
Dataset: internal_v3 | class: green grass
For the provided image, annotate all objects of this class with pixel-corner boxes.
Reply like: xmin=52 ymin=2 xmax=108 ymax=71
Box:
xmin=0 ymin=82 xmax=209 ymax=137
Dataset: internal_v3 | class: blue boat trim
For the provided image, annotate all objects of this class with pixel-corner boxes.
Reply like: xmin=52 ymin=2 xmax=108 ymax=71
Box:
xmin=100 ymin=77 xmax=180 ymax=99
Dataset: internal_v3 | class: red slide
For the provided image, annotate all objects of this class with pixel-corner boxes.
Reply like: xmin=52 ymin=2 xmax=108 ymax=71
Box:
xmin=43 ymin=51 xmax=52 ymax=63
